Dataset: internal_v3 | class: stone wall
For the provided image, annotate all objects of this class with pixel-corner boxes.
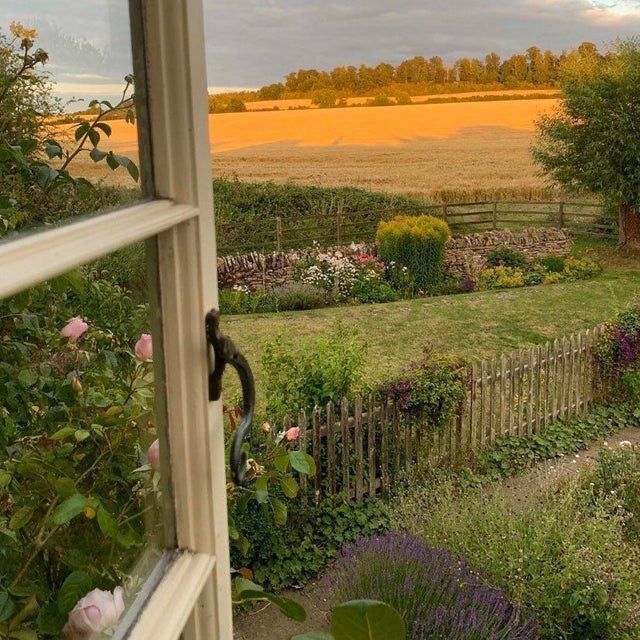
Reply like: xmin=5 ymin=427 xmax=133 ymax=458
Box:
xmin=217 ymin=228 xmax=570 ymax=290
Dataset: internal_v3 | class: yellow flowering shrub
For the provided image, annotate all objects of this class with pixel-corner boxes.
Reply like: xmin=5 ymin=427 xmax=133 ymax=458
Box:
xmin=478 ymin=266 xmax=526 ymax=289
xmin=376 ymin=215 xmax=451 ymax=290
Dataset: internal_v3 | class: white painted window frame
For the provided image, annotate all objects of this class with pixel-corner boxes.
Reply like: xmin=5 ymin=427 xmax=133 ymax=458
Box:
xmin=0 ymin=1 xmax=233 ymax=639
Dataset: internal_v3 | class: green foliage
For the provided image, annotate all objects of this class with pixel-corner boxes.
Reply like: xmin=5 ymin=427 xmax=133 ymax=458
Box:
xmin=231 ymin=496 xmax=390 ymax=591
xmin=376 ymin=215 xmax=451 ymax=291
xmin=476 ymin=404 xmax=640 ymax=480
xmin=219 ymin=284 xmax=335 ymax=315
xmin=380 ymin=347 xmax=466 ymax=431
xmin=478 ymin=266 xmax=525 ymax=289
xmin=312 ymin=89 xmax=339 ymax=108
xmin=487 ymin=246 xmax=527 ymax=269
xmin=212 ymin=178 xmax=428 ymax=225
xmin=367 ymin=94 xmax=392 ymax=107
xmin=0 ymin=271 xmax=159 ymax=637
xmin=261 ymin=325 xmax=365 ymax=418
xmin=586 ymin=445 xmax=640 ymax=542
xmin=411 ymin=476 xmax=640 ymax=639
xmin=536 ymin=255 xmax=566 ymax=273
xmin=479 ymin=254 xmax=601 ymax=290
xmin=0 ymin=28 xmax=139 ymax=238
xmin=533 ymin=39 xmax=640 ymax=212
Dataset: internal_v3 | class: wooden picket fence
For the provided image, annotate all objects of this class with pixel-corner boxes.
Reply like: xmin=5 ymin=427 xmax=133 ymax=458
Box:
xmin=286 ymin=324 xmax=609 ymax=502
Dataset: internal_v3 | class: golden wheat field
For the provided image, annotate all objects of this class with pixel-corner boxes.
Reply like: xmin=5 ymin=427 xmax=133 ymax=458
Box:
xmin=75 ymin=95 xmax=560 ymax=199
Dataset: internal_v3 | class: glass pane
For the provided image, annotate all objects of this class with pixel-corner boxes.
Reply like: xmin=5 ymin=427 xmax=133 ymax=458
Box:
xmin=0 ymin=2 xmax=147 ymax=242
xmin=0 ymin=242 xmax=168 ymax=639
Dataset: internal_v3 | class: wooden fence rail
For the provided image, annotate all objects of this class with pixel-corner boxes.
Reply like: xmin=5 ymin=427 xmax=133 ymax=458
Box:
xmin=288 ymin=324 xmax=608 ymax=501
xmin=216 ymin=200 xmax=612 ymax=255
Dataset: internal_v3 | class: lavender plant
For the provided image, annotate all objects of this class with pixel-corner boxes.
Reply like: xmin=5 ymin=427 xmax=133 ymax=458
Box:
xmin=332 ymin=533 xmax=538 ymax=640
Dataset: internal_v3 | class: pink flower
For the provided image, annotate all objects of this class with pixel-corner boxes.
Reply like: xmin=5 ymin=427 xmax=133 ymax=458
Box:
xmin=134 ymin=333 xmax=153 ymax=361
xmin=147 ymin=439 xmax=160 ymax=471
xmin=60 ymin=317 xmax=88 ymax=342
xmin=285 ymin=427 xmax=300 ymax=442
xmin=63 ymin=587 xmax=125 ymax=640
xmin=261 ymin=421 xmax=272 ymax=434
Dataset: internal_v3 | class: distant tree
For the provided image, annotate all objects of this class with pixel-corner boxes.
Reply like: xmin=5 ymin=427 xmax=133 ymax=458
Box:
xmin=374 ymin=62 xmax=395 ymax=87
xmin=225 ymin=97 xmax=247 ymax=112
xmin=311 ymin=89 xmax=338 ymax=108
xmin=368 ymin=94 xmax=392 ymax=107
xmin=257 ymin=83 xmax=284 ymax=100
xmin=484 ymin=52 xmax=501 ymax=83
xmin=533 ymin=40 xmax=640 ymax=247
xmin=428 ymin=56 xmax=447 ymax=83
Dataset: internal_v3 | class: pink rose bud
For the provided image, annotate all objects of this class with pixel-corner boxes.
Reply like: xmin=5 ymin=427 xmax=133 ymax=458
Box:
xmin=63 ymin=586 xmax=125 ymax=640
xmin=60 ymin=317 xmax=89 ymax=342
xmin=134 ymin=333 xmax=153 ymax=361
xmin=71 ymin=377 xmax=83 ymax=394
xmin=261 ymin=421 xmax=271 ymax=434
xmin=285 ymin=427 xmax=300 ymax=442
xmin=147 ymin=439 xmax=160 ymax=471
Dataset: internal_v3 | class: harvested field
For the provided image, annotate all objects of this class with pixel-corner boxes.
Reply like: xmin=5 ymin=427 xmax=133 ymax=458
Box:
xmin=72 ymin=97 xmax=559 ymax=199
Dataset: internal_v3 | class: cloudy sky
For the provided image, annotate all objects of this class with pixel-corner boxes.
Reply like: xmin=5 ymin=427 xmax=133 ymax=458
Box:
xmin=1 ymin=0 xmax=640 ymax=104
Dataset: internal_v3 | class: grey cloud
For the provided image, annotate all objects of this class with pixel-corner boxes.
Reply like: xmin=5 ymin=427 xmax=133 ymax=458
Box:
xmin=1 ymin=0 xmax=640 ymax=97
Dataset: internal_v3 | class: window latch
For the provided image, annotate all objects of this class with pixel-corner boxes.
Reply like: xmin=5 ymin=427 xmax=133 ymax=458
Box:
xmin=205 ymin=308 xmax=255 ymax=485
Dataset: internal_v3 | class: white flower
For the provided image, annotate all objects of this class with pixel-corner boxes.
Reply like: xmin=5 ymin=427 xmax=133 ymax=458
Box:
xmin=619 ymin=440 xmax=633 ymax=448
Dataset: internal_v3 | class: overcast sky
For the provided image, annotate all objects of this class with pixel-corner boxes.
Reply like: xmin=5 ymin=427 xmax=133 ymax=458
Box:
xmin=1 ymin=0 xmax=640 ymax=104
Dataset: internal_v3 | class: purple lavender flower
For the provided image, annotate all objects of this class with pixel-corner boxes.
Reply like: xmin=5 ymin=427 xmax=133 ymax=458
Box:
xmin=332 ymin=533 xmax=538 ymax=640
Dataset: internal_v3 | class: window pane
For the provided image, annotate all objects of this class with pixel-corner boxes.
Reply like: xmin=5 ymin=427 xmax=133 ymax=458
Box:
xmin=0 ymin=242 xmax=168 ymax=639
xmin=0 ymin=2 xmax=149 ymax=242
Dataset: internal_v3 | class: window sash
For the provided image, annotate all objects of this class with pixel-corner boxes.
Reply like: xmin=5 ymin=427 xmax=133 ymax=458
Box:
xmin=0 ymin=0 xmax=232 ymax=637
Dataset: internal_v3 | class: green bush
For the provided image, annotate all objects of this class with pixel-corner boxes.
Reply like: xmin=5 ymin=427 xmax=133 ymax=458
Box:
xmin=563 ymin=255 xmax=602 ymax=280
xmin=212 ymin=179 xmax=428 ymax=225
xmin=587 ymin=445 xmax=640 ymax=543
xmin=376 ymin=215 xmax=451 ymax=291
xmin=261 ymin=325 xmax=365 ymax=418
xmin=231 ymin=496 xmax=389 ymax=590
xmin=487 ymin=246 xmax=527 ymax=269
xmin=478 ymin=266 xmax=525 ymax=289
xmin=536 ymin=255 xmax=566 ymax=273
xmin=380 ymin=347 xmax=466 ymax=431
xmin=265 ymin=282 xmax=335 ymax=311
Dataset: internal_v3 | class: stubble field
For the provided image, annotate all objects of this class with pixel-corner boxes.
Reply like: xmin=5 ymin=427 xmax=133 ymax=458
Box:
xmin=76 ymin=96 xmax=559 ymax=200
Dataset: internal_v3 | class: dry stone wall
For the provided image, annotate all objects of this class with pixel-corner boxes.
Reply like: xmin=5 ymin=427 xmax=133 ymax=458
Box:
xmin=217 ymin=228 xmax=570 ymax=290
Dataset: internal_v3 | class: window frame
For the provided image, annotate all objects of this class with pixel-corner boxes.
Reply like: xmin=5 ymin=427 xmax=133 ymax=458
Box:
xmin=0 ymin=1 xmax=232 ymax=638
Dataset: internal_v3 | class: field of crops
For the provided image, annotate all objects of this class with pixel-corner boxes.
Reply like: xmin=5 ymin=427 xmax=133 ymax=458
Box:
xmin=73 ymin=95 xmax=558 ymax=201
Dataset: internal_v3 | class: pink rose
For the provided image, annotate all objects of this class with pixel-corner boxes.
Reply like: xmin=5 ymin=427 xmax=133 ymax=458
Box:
xmin=285 ymin=427 xmax=300 ymax=442
xmin=134 ymin=333 xmax=153 ymax=361
xmin=60 ymin=317 xmax=88 ymax=342
xmin=147 ymin=439 xmax=161 ymax=471
xmin=63 ymin=587 xmax=125 ymax=640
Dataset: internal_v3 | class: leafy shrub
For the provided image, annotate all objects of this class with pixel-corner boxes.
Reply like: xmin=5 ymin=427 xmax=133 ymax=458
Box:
xmin=596 ymin=302 xmax=640 ymax=384
xmin=380 ymin=347 xmax=466 ymax=431
xmin=410 ymin=478 xmax=640 ymax=639
xmin=265 ymin=282 xmax=336 ymax=310
xmin=478 ymin=266 xmax=525 ymax=289
xmin=487 ymin=246 xmax=527 ymax=269
xmin=232 ymin=497 xmax=389 ymax=590
xmin=476 ymin=403 xmax=640 ymax=480
xmin=522 ymin=264 xmax=547 ymax=286
xmin=563 ymin=255 xmax=602 ymax=280
xmin=261 ymin=325 xmax=365 ymax=418
xmin=332 ymin=533 xmax=538 ymax=640
xmin=536 ymin=255 xmax=566 ymax=273
xmin=376 ymin=215 xmax=451 ymax=291
xmin=212 ymin=178 xmax=428 ymax=226
xmin=585 ymin=444 xmax=640 ymax=543
xmin=0 ymin=271 xmax=160 ymax=636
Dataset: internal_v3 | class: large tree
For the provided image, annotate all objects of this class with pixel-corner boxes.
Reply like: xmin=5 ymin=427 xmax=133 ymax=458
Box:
xmin=533 ymin=40 xmax=640 ymax=247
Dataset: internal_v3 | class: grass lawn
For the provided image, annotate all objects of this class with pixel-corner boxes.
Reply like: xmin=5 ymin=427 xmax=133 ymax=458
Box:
xmin=224 ymin=239 xmax=640 ymax=407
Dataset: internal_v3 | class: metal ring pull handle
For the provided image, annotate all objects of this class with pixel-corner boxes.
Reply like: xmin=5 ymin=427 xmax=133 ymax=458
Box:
xmin=205 ymin=309 xmax=255 ymax=486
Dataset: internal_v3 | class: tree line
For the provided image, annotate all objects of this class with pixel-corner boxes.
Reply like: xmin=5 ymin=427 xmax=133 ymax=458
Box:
xmin=254 ymin=42 xmax=599 ymax=100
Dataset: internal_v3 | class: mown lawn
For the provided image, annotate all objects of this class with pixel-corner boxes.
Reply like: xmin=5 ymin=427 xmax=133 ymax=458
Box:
xmin=224 ymin=239 xmax=640 ymax=407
